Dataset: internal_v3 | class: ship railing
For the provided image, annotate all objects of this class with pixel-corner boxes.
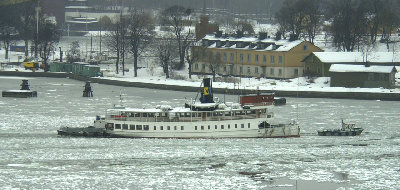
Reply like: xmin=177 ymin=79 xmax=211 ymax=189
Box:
xmin=106 ymin=113 xmax=272 ymax=122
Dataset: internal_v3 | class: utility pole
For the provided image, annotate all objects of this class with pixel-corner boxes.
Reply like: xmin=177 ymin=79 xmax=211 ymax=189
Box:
xmin=35 ymin=0 xmax=40 ymax=59
xmin=59 ymin=47 xmax=63 ymax=62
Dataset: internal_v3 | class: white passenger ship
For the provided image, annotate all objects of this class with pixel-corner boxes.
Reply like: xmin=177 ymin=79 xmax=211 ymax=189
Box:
xmin=95 ymin=78 xmax=300 ymax=138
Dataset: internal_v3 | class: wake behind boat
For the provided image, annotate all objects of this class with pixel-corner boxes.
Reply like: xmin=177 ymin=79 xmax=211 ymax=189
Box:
xmin=58 ymin=78 xmax=300 ymax=138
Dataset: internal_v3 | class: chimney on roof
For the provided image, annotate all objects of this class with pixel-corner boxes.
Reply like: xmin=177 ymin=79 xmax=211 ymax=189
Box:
xmin=275 ymin=31 xmax=282 ymax=41
xmin=236 ymin=30 xmax=243 ymax=38
xmin=215 ymin=30 xmax=222 ymax=38
xmin=259 ymin=32 xmax=268 ymax=40
xmin=289 ymin=34 xmax=299 ymax=41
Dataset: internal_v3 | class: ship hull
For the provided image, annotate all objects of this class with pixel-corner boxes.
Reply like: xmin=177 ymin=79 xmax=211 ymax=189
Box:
xmin=107 ymin=118 xmax=300 ymax=138
xmin=317 ymin=129 xmax=363 ymax=136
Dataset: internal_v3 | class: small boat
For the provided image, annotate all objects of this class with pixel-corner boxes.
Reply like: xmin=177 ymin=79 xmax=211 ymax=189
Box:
xmin=317 ymin=120 xmax=363 ymax=136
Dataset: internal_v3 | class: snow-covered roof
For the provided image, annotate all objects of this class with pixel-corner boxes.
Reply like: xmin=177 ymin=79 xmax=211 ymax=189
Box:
xmin=65 ymin=6 xmax=91 ymax=9
xmin=313 ymin=52 xmax=400 ymax=63
xmin=329 ymin=64 xmax=396 ymax=73
xmin=201 ymin=35 xmax=306 ymax=52
xmin=66 ymin=20 xmax=98 ymax=24
xmin=275 ymin=40 xmax=303 ymax=52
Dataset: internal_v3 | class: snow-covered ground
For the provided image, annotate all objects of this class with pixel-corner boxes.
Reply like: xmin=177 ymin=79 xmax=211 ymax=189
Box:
xmin=1 ymin=24 xmax=400 ymax=94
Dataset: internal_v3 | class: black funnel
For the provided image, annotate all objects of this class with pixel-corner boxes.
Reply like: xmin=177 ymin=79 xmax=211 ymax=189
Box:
xmin=200 ymin=78 xmax=214 ymax=103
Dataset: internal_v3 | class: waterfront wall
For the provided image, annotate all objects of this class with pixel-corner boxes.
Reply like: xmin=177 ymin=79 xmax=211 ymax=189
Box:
xmin=1 ymin=71 xmax=400 ymax=101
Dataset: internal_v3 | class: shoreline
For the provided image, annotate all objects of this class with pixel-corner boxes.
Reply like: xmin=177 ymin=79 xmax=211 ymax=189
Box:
xmin=1 ymin=71 xmax=399 ymax=101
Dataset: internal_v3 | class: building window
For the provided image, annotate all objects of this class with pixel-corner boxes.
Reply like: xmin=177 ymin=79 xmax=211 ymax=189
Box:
xmin=230 ymin=53 xmax=234 ymax=62
xmin=160 ymin=126 xmax=163 ymax=130
xmin=278 ymin=56 xmax=282 ymax=65
xmin=181 ymin=126 xmax=184 ymax=130
xmin=221 ymin=125 xmax=224 ymax=129
xmin=228 ymin=124 xmax=231 ymax=129
xmin=379 ymin=73 xmax=385 ymax=81
xmin=130 ymin=124 xmax=135 ymax=130
xmin=122 ymin=124 xmax=128 ymax=130
xmin=279 ymin=69 xmax=282 ymax=76
xmin=248 ymin=123 xmax=251 ymax=128
xmin=270 ymin=55 xmax=275 ymax=64
xmin=303 ymin=45 xmax=308 ymax=51
xmin=195 ymin=126 xmax=197 ymax=130
xmin=368 ymin=73 xmax=374 ymax=80
xmin=255 ymin=54 xmax=259 ymax=64
xmin=241 ymin=124 xmax=244 ymax=128
xmin=255 ymin=67 xmax=259 ymax=74
xmin=174 ymin=126 xmax=177 ymax=130
xmin=223 ymin=66 xmax=227 ymax=72
xmin=235 ymin=124 xmax=238 ymax=128
xmin=247 ymin=54 xmax=251 ymax=63
xmin=208 ymin=52 xmax=213 ymax=62
xmin=202 ymin=51 xmax=206 ymax=60
xmin=240 ymin=54 xmax=244 ymax=62
xmin=194 ymin=64 xmax=198 ymax=70
xmin=223 ymin=52 xmax=227 ymax=62
xmin=208 ymin=125 xmax=210 ymax=130
xmin=215 ymin=125 xmax=217 ymax=129
xmin=154 ymin=126 xmax=156 ymax=130
xmin=270 ymin=68 xmax=274 ymax=75
xmin=144 ymin=125 xmax=149 ymax=130
xmin=262 ymin=67 xmax=266 ymax=75
xmin=136 ymin=125 xmax=142 ymax=130
xmin=202 ymin=64 xmax=206 ymax=71
xmin=240 ymin=66 xmax=243 ymax=74
xmin=201 ymin=126 xmax=204 ymax=130
xmin=167 ymin=126 xmax=170 ymax=130
xmin=247 ymin=67 xmax=251 ymax=74
xmin=263 ymin=55 xmax=267 ymax=64
xmin=294 ymin=69 xmax=299 ymax=77
xmin=115 ymin=124 xmax=121 ymax=129
xmin=216 ymin=52 xmax=221 ymax=62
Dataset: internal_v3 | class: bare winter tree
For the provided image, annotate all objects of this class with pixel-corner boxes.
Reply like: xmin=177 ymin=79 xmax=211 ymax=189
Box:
xmin=303 ymin=0 xmax=321 ymax=43
xmin=161 ymin=5 xmax=193 ymax=70
xmin=106 ymin=14 xmax=129 ymax=75
xmin=106 ymin=21 xmax=121 ymax=74
xmin=120 ymin=14 xmax=129 ymax=76
xmin=185 ymin=42 xmax=202 ymax=79
xmin=276 ymin=0 xmax=321 ymax=42
xmin=16 ymin=2 xmax=36 ymax=57
xmin=276 ymin=0 xmax=305 ymax=37
xmin=0 ymin=26 xmax=13 ymax=60
xmin=37 ymin=20 xmax=60 ymax=71
xmin=376 ymin=0 xmax=399 ymax=43
xmin=157 ymin=37 xmax=177 ymax=79
xmin=127 ymin=9 xmax=155 ymax=77
xmin=329 ymin=0 xmax=368 ymax=51
xmin=205 ymin=50 xmax=222 ymax=82
xmin=0 ymin=4 xmax=17 ymax=60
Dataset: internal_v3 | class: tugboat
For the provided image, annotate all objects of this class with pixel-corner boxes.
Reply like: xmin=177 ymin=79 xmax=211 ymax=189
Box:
xmin=317 ymin=120 xmax=363 ymax=136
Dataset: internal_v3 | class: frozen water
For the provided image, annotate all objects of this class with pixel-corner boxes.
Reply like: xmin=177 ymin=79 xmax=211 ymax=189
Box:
xmin=0 ymin=77 xmax=400 ymax=189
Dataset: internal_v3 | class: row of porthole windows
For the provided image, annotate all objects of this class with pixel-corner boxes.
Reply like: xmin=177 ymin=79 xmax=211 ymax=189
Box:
xmin=195 ymin=123 xmax=250 ymax=130
xmin=113 ymin=123 xmax=251 ymax=130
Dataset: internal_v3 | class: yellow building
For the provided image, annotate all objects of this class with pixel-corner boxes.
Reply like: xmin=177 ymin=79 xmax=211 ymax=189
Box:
xmin=191 ymin=33 xmax=322 ymax=79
